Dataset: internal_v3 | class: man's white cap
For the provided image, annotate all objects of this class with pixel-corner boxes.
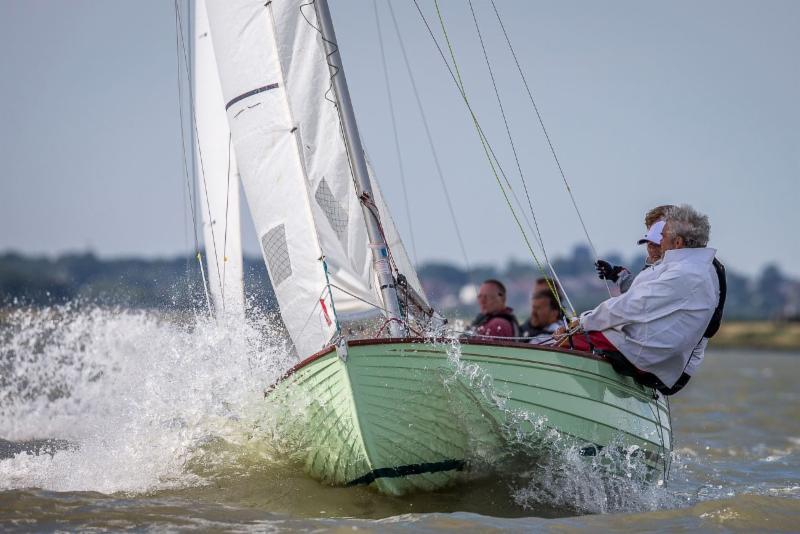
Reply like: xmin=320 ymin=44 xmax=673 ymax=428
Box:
xmin=637 ymin=219 xmax=666 ymax=245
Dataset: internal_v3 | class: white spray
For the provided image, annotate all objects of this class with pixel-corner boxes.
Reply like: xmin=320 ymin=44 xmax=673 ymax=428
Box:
xmin=0 ymin=304 xmax=294 ymax=494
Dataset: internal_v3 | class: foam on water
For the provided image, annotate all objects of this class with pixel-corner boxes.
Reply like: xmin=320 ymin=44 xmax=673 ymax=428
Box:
xmin=439 ymin=336 xmax=680 ymax=514
xmin=0 ymin=304 xmax=295 ymax=493
xmin=0 ymin=304 xmax=683 ymax=513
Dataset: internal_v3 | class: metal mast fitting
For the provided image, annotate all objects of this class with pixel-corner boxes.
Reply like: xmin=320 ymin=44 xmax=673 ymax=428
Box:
xmin=314 ymin=0 xmax=405 ymax=338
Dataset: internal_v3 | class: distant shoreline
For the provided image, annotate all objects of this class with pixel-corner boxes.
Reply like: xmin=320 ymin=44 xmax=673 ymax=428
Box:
xmin=710 ymin=321 xmax=800 ymax=351
xmin=1 ymin=306 xmax=797 ymax=351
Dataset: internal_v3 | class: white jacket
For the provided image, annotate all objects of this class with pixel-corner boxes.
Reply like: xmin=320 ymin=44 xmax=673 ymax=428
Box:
xmin=580 ymin=247 xmax=719 ymax=388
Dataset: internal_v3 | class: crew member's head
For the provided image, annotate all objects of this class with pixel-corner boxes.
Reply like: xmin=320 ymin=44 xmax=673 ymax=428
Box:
xmin=661 ymin=204 xmax=711 ymax=254
xmin=644 ymin=204 xmax=675 ymax=228
xmin=531 ymin=290 xmax=562 ymax=328
xmin=638 ymin=219 xmax=667 ymax=264
xmin=533 ymin=277 xmax=562 ymax=300
xmin=477 ymin=279 xmax=507 ymax=315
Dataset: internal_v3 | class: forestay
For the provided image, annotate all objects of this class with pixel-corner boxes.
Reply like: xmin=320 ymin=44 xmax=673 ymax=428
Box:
xmin=192 ymin=0 xmax=245 ymax=317
xmin=203 ymin=0 xmax=426 ymax=357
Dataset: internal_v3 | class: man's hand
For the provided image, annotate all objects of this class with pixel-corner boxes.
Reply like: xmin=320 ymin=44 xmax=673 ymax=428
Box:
xmin=595 ymin=260 xmax=625 ymax=282
xmin=554 ymin=318 xmax=581 ymax=338
xmin=554 ymin=319 xmax=582 ymax=347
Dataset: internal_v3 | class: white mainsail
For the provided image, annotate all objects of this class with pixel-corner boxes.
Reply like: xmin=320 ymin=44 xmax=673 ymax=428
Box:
xmin=204 ymin=0 xmax=426 ymax=356
xmin=192 ymin=0 xmax=245 ymax=317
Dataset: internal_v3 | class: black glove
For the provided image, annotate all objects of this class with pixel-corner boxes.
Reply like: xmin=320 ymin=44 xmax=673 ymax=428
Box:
xmin=595 ymin=260 xmax=624 ymax=282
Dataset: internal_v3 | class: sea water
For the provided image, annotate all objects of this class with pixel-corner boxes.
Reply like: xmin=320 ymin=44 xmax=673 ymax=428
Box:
xmin=1 ymin=305 xmax=798 ymax=531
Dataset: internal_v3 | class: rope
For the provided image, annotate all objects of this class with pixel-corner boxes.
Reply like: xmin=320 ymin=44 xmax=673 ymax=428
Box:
xmin=413 ymin=0 xmax=570 ymax=319
xmin=220 ymin=132 xmax=234 ymax=311
xmin=329 ymin=283 xmax=387 ymax=314
xmin=373 ymin=0 xmax=419 ymax=268
xmin=385 ymin=0 xmax=476 ymax=291
xmin=295 ymin=286 xmax=330 ymax=343
xmin=466 ymin=0 xmax=577 ymax=317
xmin=649 ymin=388 xmax=669 ymax=484
xmin=300 ymin=1 xmax=339 ymax=106
xmin=451 ymin=330 xmax=560 ymax=345
xmin=374 ymin=317 xmax=423 ymax=338
xmin=174 ymin=0 xmax=211 ymax=314
xmin=196 ymin=252 xmax=212 ymax=314
xmin=489 ymin=0 xmax=611 ymax=297
xmin=665 ymin=396 xmax=674 ymax=480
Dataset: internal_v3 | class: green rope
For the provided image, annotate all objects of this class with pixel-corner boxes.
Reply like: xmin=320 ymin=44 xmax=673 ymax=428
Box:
xmin=430 ymin=0 xmax=571 ymax=319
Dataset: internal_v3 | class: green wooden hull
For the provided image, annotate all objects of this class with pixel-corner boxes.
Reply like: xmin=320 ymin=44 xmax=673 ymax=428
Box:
xmin=267 ymin=339 xmax=672 ymax=495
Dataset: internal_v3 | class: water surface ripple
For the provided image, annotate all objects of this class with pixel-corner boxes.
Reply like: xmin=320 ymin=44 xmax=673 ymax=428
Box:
xmin=0 ymin=306 xmax=797 ymax=531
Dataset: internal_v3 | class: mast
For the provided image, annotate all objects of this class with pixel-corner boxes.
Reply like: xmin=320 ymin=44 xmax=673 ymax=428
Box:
xmin=314 ymin=0 xmax=405 ymax=337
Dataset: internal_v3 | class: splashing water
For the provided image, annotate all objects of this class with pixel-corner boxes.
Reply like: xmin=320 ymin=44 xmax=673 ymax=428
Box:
xmin=438 ymin=335 xmax=681 ymax=514
xmin=1 ymin=305 xmax=680 ymax=514
xmin=1 ymin=318 xmax=797 ymax=528
xmin=0 ymin=304 xmax=295 ymax=494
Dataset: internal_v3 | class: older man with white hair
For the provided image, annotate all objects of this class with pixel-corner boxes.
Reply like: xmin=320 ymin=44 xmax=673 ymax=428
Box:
xmin=561 ymin=204 xmax=720 ymax=394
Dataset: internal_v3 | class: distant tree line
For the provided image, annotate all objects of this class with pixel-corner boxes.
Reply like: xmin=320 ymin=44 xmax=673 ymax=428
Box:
xmin=0 ymin=252 xmax=276 ymax=312
xmin=0 ymin=246 xmax=797 ymax=322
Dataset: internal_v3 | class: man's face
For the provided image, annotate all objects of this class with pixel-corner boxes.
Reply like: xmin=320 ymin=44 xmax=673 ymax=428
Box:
xmin=646 ymin=241 xmax=663 ymax=263
xmin=477 ymin=283 xmax=505 ymax=315
xmin=531 ymin=297 xmax=559 ymax=328
xmin=660 ymin=221 xmax=684 ymax=254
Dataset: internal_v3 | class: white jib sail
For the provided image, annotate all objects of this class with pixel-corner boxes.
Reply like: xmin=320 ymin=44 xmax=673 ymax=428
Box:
xmin=192 ymin=0 xmax=245 ymax=317
xmin=204 ymin=0 xmax=427 ymax=356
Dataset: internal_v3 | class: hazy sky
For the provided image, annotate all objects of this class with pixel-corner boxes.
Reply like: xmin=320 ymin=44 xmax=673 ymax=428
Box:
xmin=1 ymin=1 xmax=798 ymax=277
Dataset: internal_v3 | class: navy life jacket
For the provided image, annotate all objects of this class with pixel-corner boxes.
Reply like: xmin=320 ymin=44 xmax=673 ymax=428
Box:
xmin=704 ymin=258 xmax=726 ymax=339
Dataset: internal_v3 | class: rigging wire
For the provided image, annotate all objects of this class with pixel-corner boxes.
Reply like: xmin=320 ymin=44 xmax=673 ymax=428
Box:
xmin=179 ymin=127 xmax=192 ymax=286
xmin=221 ymin=132 xmax=234 ymax=310
xmin=489 ymin=0 xmax=611 ymax=297
xmin=649 ymin=389 xmax=670 ymax=485
xmin=466 ymin=0 xmax=577 ymax=317
xmin=665 ymin=396 xmax=674 ymax=480
xmin=174 ymin=0 xmax=226 ymax=307
xmin=174 ymin=0 xmax=211 ymax=314
xmin=411 ymin=0 xmax=570 ymax=317
xmin=384 ymin=0 xmax=476 ymax=290
xmin=416 ymin=2 xmax=670 ymax=479
xmin=373 ymin=0 xmax=419 ymax=268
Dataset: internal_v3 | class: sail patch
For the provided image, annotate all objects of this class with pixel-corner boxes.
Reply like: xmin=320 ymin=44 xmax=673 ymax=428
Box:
xmin=262 ymin=224 xmax=292 ymax=286
xmin=315 ymin=178 xmax=349 ymax=249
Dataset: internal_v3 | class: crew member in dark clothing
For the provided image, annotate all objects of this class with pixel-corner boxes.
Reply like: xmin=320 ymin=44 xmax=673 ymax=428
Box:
xmin=470 ymin=279 xmax=520 ymax=338
xmin=520 ymin=290 xmax=564 ymax=343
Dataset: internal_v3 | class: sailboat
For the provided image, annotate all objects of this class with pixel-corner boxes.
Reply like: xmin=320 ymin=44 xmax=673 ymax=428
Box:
xmin=187 ymin=0 xmax=671 ymax=496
